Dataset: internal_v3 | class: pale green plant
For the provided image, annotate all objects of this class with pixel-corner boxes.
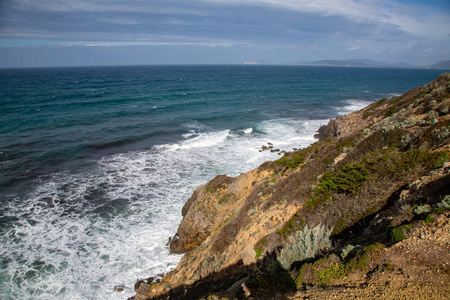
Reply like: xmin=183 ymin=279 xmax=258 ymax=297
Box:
xmin=437 ymin=195 xmax=450 ymax=209
xmin=277 ymin=224 xmax=332 ymax=270
xmin=413 ymin=204 xmax=432 ymax=216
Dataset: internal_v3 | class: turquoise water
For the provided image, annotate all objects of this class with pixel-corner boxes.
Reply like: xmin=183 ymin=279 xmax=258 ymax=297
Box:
xmin=0 ymin=65 xmax=446 ymax=299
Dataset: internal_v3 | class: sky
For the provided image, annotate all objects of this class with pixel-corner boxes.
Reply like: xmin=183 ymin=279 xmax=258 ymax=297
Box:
xmin=0 ymin=0 xmax=449 ymax=68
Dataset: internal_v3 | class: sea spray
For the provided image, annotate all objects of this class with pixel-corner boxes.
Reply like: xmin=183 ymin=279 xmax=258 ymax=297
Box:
xmin=0 ymin=65 xmax=444 ymax=299
xmin=0 ymin=118 xmax=322 ymax=299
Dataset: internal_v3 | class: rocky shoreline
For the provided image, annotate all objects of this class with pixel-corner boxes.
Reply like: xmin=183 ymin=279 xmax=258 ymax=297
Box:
xmin=130 ymin=73 xmax=450 ymax=300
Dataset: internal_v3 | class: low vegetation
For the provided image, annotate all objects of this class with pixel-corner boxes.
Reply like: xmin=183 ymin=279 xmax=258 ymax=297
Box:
xmin=277 ymin=224 xmax=332 ymax=270
xmin=132 ymin=74 xmax=450 ymax=300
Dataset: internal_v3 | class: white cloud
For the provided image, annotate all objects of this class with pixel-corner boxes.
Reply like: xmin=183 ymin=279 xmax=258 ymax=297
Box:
xmin=82 ymin=41 xmax=237 ymax=47
xmin=0 ymin=0 xmax=448 ymax=66
xmin=202 ymin=0 xmax=450 ymax=41
xmin=202 ymin=0 xmax=379 ymax=21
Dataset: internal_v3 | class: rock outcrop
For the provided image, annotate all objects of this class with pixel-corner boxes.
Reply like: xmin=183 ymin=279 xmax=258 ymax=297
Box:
xmin=130 ymin=73 xmax=450 ymax=300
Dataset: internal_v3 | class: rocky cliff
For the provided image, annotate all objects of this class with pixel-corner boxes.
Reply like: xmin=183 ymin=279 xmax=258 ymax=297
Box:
xmin=130 ymin=73 xmax=450 ymax=300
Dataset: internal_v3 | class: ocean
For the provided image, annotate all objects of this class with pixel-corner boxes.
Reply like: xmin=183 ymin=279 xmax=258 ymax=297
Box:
xmin=0 ymin=65 xmax=446 ymax=299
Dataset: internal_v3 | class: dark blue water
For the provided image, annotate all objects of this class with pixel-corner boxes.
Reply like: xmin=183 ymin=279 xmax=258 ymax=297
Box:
xmin=0 ymin=65 xmax=446 ymax=299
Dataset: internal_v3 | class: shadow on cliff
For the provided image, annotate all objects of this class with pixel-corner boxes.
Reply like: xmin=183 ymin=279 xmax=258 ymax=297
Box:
xmin=144 ymin=169 xmax=450 ymax=300
xmin=132 ymin=73 xmax=450 ymax=300
xmin=135 ymin=253 xmax=298 ymax=300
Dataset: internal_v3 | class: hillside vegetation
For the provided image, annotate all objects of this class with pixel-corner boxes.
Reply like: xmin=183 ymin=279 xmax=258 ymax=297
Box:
xmin=130 ymin=73 xmax=450 ymax=300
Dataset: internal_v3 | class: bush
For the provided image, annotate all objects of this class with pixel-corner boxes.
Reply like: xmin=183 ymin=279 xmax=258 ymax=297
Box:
xmin=375 ymin=98 xmax=388 ymax=106
xmin=413 ymin=205 xmax=432 ymax=216
xmin=313 ymin=163 xmax=369 ymax=196
xmin=277 ymin=224 xmax=332 ymax=270
xmin=391 ymin=224 xmax=412 ymax=242
xmin=384 ymin=106 xmax=396 ymax=118
xmin=295 ymin=243 xmax=385 ymax=288
xmin=437 ymin=195 xmax=450 ymax=209
xmin=425 ymin=214 xmax=436 ymax=224
xmin=363 ymin=110 xmax=372 ymax=119
xmin=254 ymin=236 xmax=268 ymax=259
xmin=275 ymin=151 xmax=305 ymax=169
xmin=364 ymin=148 xmax=449 ymax=180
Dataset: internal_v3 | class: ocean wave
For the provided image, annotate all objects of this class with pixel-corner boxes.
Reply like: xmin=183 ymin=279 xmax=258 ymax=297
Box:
xmin=159 ymin=130 xmax=231 ymax=151
xmin=337 ymin=99 xmax=372 ymax=116
xmin=0 ymin=117 xmax=324 ymax=299
xmin=243 ymin=127 xmax=253 ymax=134
xmin=2 ymin=66 xmax=439 ymax=299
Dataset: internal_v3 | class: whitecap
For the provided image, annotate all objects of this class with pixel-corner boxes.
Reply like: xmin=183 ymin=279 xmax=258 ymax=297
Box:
xmin=0 ymin=117 xmax=326 ymax=300
xmin=337 ymin=99 xmax=372 ymax=116
xmin=162 ymin=130 xmax=231 ymax=151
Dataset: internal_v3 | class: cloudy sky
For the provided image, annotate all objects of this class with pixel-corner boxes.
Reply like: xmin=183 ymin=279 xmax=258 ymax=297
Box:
xmin=0 ymin=0 xmax=449 ymax=67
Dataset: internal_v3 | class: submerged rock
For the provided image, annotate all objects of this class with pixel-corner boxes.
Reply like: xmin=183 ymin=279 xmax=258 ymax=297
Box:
xmin=114 ymin=284 xmax=125 ymax=292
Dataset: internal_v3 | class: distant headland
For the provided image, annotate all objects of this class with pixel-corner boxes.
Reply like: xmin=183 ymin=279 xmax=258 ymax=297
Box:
xmin=244 ymin=59 xmax=450 ymax=69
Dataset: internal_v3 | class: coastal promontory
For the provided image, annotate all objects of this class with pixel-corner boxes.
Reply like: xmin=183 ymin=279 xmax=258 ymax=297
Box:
xmin=131 ymin=73 xmax=450 ymax=300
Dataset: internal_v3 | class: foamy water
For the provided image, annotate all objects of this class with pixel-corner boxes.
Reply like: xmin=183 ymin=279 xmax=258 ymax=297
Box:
xmin=1 ymin=65 xmax=444 ymax=300
xmin=337 ymin=99 xmax=373 ymax=116
xmin=0 ymin=118 xmax=324 ymax=299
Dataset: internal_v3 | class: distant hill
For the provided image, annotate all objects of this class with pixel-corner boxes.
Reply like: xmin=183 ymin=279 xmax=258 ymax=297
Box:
xmin=242 ymin=58 xmax=450 ymax=69
xmin=310 ymin=59 xmax=389 ymax=67
xmin=293 ymin=59 xmax=401 ymax=68
xmin=290 ymin=59 xmax=450 ymax=69
xmin=428 ymin=60 xmax=450 ymax=69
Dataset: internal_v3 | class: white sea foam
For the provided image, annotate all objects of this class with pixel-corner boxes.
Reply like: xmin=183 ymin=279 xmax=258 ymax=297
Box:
xmin=0 ymin=117 xmax=326 ymax=300
xmin=243 ymin=127 xmax=253 ymax=134
xmin=162 ymin=130 xmax=231 ymax=151
xmin=337 ymin=99 xmax=372 ymax=116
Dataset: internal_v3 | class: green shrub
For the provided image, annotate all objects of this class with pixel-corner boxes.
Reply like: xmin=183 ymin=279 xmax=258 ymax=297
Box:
xmin=363 ymin=110 xmax=372 ymax=119
xmin=425 ymin=214 xmax=436 ymax=224
xmin=355 ymin=243 xmax=385 ymax=271
xmin=364 ymin=149 xmax=449 ymax=180
xmin=313 ymin=163 xmax=369 ymax=196
xmin=255 ymin=247 xmax=264 ymax=259
xmin=295 ymin=243 xmax=384 ymax=288
xmin=277 ymin=224 xmax=332 ymax=270
xmin=254 ymin=236 xmax=268 ymax=259
xmin=316 ymin=261 xmax=347 ymax=287
xmin=391 ymin=224 xmax=412 ymax=242
xmin=275 ymin=151 xmax=305 ymax=169
xmin=402 ymin=149 xmax=449 ymax=170
xmin=384 ymin=106 xmax=396 ymax=118
xmin=375 ymin=98 xmax=388 ymax=106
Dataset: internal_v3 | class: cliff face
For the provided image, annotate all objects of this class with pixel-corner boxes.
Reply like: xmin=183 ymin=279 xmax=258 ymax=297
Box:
xmin=131 ymin=73 xmax=450 ymax=300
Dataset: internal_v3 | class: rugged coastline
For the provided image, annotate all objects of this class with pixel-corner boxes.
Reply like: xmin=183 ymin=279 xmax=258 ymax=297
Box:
xmin=130 ymin=73 xmax=450 ymax=300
